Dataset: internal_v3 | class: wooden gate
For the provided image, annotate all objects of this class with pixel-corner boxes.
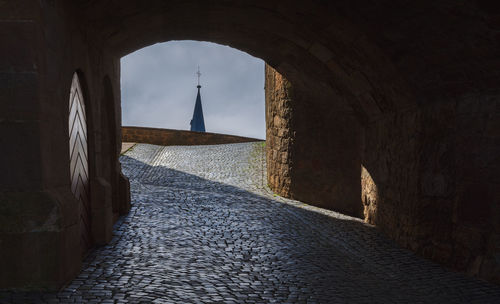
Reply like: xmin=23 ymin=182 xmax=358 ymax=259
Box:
xmin=68 ymin=73 xmax=92 ymax=258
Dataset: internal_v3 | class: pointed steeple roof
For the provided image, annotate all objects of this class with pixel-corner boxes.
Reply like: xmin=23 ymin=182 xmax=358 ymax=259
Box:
xmin=190 ymin=67 xmax=206 ymax=132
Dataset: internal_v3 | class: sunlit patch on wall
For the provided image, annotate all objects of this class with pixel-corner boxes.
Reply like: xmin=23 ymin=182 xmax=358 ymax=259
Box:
xmin=361 ymin=165 xmax=378 ymax=224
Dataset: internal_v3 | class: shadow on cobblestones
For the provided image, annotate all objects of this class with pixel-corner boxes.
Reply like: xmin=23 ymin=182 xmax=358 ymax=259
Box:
xmin=2 ymin=144 xmax=500 ymax=303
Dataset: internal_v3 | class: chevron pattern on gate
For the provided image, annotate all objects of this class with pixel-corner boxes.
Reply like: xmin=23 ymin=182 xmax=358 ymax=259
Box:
xmin=68 ymin=73 xmax=92 ymax=257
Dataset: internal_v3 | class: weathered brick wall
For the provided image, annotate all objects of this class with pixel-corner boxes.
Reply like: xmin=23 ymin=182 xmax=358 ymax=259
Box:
xmin=122 ymin=126 xmax=262 ymax=146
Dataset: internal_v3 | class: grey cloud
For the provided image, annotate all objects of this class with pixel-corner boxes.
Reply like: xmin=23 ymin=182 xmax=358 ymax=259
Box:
xmin=121 ymin=40 xmax=265 ymax=139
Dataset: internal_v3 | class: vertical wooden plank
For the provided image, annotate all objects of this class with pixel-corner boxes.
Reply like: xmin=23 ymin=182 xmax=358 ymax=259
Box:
xmin=69 ymin=73 xmax=92 ymax=258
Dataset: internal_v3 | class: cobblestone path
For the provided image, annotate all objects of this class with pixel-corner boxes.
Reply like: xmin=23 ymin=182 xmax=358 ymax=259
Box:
xmin=3 ymin=142 xmax=500 ymax=303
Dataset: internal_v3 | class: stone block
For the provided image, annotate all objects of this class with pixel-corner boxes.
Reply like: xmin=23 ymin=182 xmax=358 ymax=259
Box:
xmin=0 ymin=72 xmax=39 ymax=121
xmin=119 ymin=172 xmax=131 ymax=215
xmin=90 ymin=178 xmax=113 ymax=245
xmin=0 ymin=0 xmax=40 ymax=19
xmin=456 ymin=182 xmax=495 ymax=228
xmin=308 ymin=42 xmax=334 ymax=63
xmin=0 ymin=21 xmax=38 ymax=72
xmin=0 ymin=191 xmax=81 ymax=290
xmin=0 ymin=120 xmax=42 ymax=190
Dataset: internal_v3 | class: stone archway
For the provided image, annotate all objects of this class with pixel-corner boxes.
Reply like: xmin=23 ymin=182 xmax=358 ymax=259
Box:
xmin=86 ymin=1 xmax=413 ymax=221
xmin=79 ymin=0 xmax=500 ymax=283
xmin=1 ymin=0 xmax=500 ymax=288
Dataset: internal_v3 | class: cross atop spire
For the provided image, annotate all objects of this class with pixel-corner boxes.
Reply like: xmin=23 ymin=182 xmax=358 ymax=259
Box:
xmin=196 ymin=65 xmax=201 ymax=88
xmin=190 ymin=66 xmax=206 ymax=132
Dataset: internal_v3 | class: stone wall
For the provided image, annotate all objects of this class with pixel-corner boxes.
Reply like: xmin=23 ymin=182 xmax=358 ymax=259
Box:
xmin=122 ymin=126 xmax=262 ymax=147
xmin=362 ymin=96 xmax=500 ymax=283
xmin=265 ymin=65 xmax=363 ymax=217
xmin=362 ymin=109 xmax=421 ymax=251
xmin=267 ymin=65 xmax=500 ymax=284
xmin=2 ymin=0 xmax=500 ymax=290
xmin=0 ymin=2 xmax=81 ymax=289
xmin=265 ymin=66 xmax=294 ymax=197
xmin=0 ymin=1 xmax=129 ymax=289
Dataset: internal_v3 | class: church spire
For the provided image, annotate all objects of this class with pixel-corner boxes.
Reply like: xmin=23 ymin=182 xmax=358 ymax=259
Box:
xmin=190 ymin=66 xmax=206 ymax=132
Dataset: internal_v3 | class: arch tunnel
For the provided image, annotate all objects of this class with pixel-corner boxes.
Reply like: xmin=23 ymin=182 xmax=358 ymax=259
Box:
xmin=1 ymin=0 xmax=500 ymax=289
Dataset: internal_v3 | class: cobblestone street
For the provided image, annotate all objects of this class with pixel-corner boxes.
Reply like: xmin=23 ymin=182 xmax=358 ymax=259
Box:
xmin=3 ymin=142 xmax=500 ymax=303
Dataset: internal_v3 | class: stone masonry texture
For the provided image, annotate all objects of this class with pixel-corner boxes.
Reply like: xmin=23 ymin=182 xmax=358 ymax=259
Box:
xmin=2 ymin=143 xmax=500 ymax=303
xmin=122 ymin=126 xmax=262 ymax=147
xmin=265 ymin=65 xmax=363 ymax=218
xmin=265 ymin=65 xmax=500 ymax=284
xmin=1 ymin=0 xmax=500 ymax=289
xmin=265 ymin=66 xmax=294 ymax=199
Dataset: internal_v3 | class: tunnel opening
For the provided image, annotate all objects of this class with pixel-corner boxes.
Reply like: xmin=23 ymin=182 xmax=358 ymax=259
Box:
xmin=3 ymin=1 xmax=396 ymax=290
xmin=115 ymin=37 xmax=367 ymax=220
xmin=7 ymin=0 xmax=500 ymax=291
xmin=117 ymin=40 xmax=268 ymax=205
xmin=80 ymin=2 xmax=401 ymax=233
xmin=120 ymin=40 xmax=266 ymax=141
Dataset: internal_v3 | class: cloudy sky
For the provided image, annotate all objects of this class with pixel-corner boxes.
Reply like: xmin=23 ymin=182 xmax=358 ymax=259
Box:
xmin=121 ymin=41 xmax=266 ymax=139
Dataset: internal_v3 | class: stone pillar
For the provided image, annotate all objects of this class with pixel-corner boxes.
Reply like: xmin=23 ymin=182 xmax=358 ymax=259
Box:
xmin=265 ymin=65 xmax=363 ymax=217
xmin=90 ymin=178 xmax=113 ymax=245
xmin=0 ymin=1 xmax=81 ymax=289
xmin=119 ymin=171 xmax=131 ymax=215
xmin=265 ymin=65 xmax=294 ymax=197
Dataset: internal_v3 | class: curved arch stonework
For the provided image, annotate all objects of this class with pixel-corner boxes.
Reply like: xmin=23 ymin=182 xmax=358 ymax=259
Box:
xmin=1 ymin=0 xmax=500 ymax=289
